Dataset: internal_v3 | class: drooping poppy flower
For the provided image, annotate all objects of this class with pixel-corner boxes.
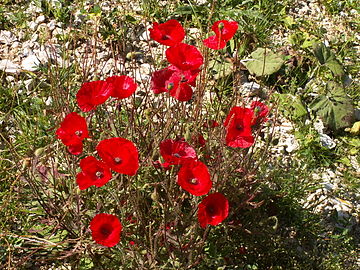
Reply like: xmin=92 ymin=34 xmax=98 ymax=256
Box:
xmin=203 ymin=20 xmax=238 ymax=50
xmin=151 ymin=67 xmax=175 ymax=94
xmin=76 ymin=156 xmax=112 ymax=190
xmin=106 ymin=75 xmax=137 ymax=99
xmin=166 ymin=43 xmax=203 ymax=71
xmin=67 ymin=141 xmax=84 ymax=156
xmin=151 ymin=65 xmax=199 ymax=101
xmin=76 ymin=80 xmax=114 ymax=112
xmin=165 ymin=71 xmax=194 ymax=101
xmin=177 ymin=160 xmax=212 ymax=196
xmin=203 ymin=120 xmax=220 ymax=128
xmin=56 ymin=112 xmax=89 ymax=155
xmin=192 ymin=134 xmax=206 ymax=147
xmin=224 ymin=106 xmax=254 ymax=148
xmin=96 ymin=137 xmax=139 ymax=176
xmin=250 ymin=101 xmax=269 ymax=125
xmin=159 ymin=139 xmax=197 ymax=166
xmin=198 ymin=192 xmax=229 ymax=228
xmin=90 ymin=213 xmax=122 ymax=247
xmin=149 ymin=19 xmax=185 ymax=46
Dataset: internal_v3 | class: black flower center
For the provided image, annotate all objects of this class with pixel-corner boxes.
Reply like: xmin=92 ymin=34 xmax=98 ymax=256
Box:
xmin=100 ymin=224 xmax=112 ymax=237
xmin=173 ymin=153 xmax=181 ymax=158
xmin=162 ymin=34 xmax=171 ymax=40
xmin=235 ymin=123 xmax=243 ymax=131
xmin=114 ymin=157 xmax=122 ymax=164
xmin=75 ymin=130 xmax=83 ymax=136
xmin=206 ymin=205 xmax=217 ymax=217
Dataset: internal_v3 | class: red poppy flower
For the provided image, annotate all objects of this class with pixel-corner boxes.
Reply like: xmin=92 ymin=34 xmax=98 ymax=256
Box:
xmin=56 ymin=112 xmax=89 ymax=155
xmin=76 ymin=80 xmax=114 ymax=112
xmin=149 ymin=19 xmax=185 ymax=46
xmin=106 ymin=75 xmax=137 ymax=99
xmin=166 ymin=43 xmax=203 ymax=71
xmin=76 ymin=156 xmax=112 ymax=190
xmin=67 ymin=141 xmax=84 ymax=156
xmin=165 ymin=71 xmax=194 ymax=101
xmin=96 ymin=137 xmax=139 ymax=176
xmin=198 ymin=192 xmax=229 ymax=228
xmin=250 ymin=101 xmax=269 ymax=125
xmin=151 ymin=67 xmax=174 ymax=94
xmin=203 ymin=35 xmax=227 ymax=50
xmin=177 ymin=160 xmax=212 ymax=196
xmin=224 ymin=107 xmax=254 ymax=148
xmin=151 ymin=65 xmax=199 ymax=101
xmin=159 ymin=139 xmax=197 ymax=165
xmin=203 ymin=20 xmax=238 ymax=50
xmin=90 ymin=213 xmax=122 ymax=247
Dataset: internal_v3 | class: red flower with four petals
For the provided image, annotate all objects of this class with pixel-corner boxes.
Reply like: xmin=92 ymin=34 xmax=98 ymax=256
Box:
xmin=149 ymin=19 xmax=185 ymax=46
xmin=159 ymin=139 xmax=197 ymax=166
xmin=203 ymin=20 xmax=238 ymax=50
xmin=76 ymin=80 xmax=114 ymax=112
xmin=224 ymin=106 xmax=254 ymax=148
xmin=177 ymin=160 xmax=212 ymax=196
xmin=96 ymin=137 xmax=139 ymax=176
xmin=76 ymin=156 xmax=112 ymax=190
xmin=198 ymin=192 xmax=229 ymax=228
xmin=166 ymin=43 xmax=203 ymax=71
xmin=90 ymin=213 xmax=122 ymax=247
xmin=56 ymin=112 xmax=89 ymax=155
xmin=106 ymin=75 xmax=137 ymax=99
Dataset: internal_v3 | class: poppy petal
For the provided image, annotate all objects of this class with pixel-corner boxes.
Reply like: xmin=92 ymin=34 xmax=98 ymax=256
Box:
xmin=96 ymin=137 xmax=139 ymax=176
xmin=149 ymin=19 xmax=185 ymax=46
xmin=90 ymin=213 xmax=122 ymax=247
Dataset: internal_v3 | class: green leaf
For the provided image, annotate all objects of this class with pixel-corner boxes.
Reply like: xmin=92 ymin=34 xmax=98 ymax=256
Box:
xmin=275 ymin=93 xmax=308 ymax=120
xmin=309 ymin=81 xmax=354 ymax=131
xmin=244 ymin=48 xmax=284 ymax=76
xmin=209 ymin=59 xmax=233 ymax=80
xmin=313 ymin=43 xmax=344 ymax=77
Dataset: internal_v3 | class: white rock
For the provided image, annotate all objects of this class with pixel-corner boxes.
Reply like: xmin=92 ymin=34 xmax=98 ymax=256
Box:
xmin=6 ymin=76 xmax=15 ymax=82
xmin=31 ymin=33 xmax=39 ymax=42
xmin=24 ymin=79 xmax=36 ymax=91
xmin=21 ymin=55 xmax=40 ymax=71
xmin=320 ymin=133 xmax=336 ymax=149
xmin=28 ymin=21 xmax=38 ymax=31
xmin=241 ymin=82 xmax=261 ymax=96
xmin=45 ymin=97 xmax=53 ymax=106
xmin=52 ymin=27 xmax=63 ymax=37
xmin=0 ymin=60 xmax=20 ymax=73
xmin=27 ymin=3 xmax=42 ymax=13
xmin=0 ymin=30 xmax=17 ymax=44
xmin=11 ymin=41 xmax=20 ymax=49
xmin=35 ymin=15 xmax=46 ymax=24
xmin=48 ymin=20 xmax=57 ymax=31
xmin=102 ymin=58 xmax=114 ymax=75
xmin=139 ymin=29 xmax=150 ymax=42
xmin=284 ymin=136 xmax=299 ymax=153
xmin=313 ymin=118 xmax=325 ymax=133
